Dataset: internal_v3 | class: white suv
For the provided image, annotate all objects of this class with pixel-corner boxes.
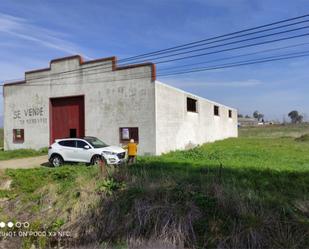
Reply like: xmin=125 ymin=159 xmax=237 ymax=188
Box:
xmin=48 ymin=136 xmax=126 ymax=167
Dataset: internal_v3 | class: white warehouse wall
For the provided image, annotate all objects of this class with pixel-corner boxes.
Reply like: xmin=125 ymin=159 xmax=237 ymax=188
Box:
xmin=4 ymin=56 xmax=157 ymax=155
xmin=155 ymin=81 xmax=238 ymax=155
xmin=4 ymin=55 xmax=238 ymax=156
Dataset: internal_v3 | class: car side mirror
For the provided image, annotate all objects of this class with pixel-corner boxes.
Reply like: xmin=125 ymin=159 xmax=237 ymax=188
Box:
xmin=84 ymin=145 xmax=90 ymax=150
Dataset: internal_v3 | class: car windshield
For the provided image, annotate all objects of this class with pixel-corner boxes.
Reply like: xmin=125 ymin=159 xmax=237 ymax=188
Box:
xmin=84 ymin=137 xmax=108 ymax=148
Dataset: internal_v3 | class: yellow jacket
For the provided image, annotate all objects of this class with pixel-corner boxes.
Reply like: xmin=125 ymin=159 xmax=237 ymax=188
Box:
xmin=125 ymin=143 xmax=138 ymax=156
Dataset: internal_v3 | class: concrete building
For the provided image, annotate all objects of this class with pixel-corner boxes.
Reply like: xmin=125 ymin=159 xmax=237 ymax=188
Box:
xmin=238 ymin=117 xmax=259 ymax=127
xmin=3 ymin=55 xmax=238 ymax=155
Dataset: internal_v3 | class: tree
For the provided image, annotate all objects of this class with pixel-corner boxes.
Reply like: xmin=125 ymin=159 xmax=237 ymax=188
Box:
xmin=253 ymin=110 xmax=264 ymax=121
xmin=288 ymin=110 xmax=303 ymax=123
xmin=237 ymin=114 xmax=243 ymax=118
xmin=297 ymin=115 xmax=304 ymax=123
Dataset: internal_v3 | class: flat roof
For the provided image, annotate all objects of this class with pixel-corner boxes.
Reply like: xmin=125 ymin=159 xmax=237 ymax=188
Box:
xmin=155 ymin=80 xmax=237 ymax=111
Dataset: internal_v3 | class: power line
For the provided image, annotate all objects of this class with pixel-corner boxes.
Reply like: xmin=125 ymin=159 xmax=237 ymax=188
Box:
xmin=154 ymin=32 xmax=309 ymax=65
xmin=4 ymin=32 xmax=309 ymax=86
xmin=118 ymin=19 xmax=309 ymax=62
xmin=4 ymin=14 xmax=309 ymax=84
xmin=119 ymin=13 xmax=309 ymax=62
xmin=158 ymin=50 xmax=309 ymax=76
xmin=2 ymin=50 xmax=309 ymax=89
xmin=6 ymin=30 xmax=309 ymax=85
xmin=129 ymin=25 xmax=309 ymax=64
xmin=158 ymin=42 xmax=309 ymax=72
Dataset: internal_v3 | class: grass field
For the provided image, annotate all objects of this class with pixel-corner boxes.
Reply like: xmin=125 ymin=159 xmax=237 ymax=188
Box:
xmin=0 ymin=124 xmax=308 ymax=249
xmin=239 ymin=122 xmax=309 ymax=138
xmin=0 ymin=148 xmax=47 ymax=161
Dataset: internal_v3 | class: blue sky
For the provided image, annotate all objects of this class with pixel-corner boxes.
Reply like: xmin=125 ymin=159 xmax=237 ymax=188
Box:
xmin=1 ymin=0 xmax=309 ymax=121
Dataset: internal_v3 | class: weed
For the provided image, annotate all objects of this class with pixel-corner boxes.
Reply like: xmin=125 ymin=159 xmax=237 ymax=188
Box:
xmin=96 ymin=178 xmax=126 ymax=196
xmin=295 ymin=133 xmax=309 ymax=142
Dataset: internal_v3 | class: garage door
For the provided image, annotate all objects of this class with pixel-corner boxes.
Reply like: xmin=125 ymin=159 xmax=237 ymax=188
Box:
xmin=50 ymin=95 xmax=85 ymax=144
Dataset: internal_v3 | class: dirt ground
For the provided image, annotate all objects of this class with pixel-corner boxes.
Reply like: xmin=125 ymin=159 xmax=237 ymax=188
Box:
xmin=0 ymin=155 xmax=48 ymax=170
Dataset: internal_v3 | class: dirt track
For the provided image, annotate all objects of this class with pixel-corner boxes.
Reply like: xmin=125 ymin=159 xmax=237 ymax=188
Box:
xmin=0 ymin=155 xmax=48 ymax=170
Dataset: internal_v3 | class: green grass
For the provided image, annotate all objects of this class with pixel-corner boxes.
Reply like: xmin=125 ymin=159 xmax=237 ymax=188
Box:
xmin=0 ymin=124 xmax=308 ymax=248
xmin=3 ymin=165 xmax=98 ymax=200
xmin=0 ymin=128 xmax=3 ymax=148
xmin=161 ymin=137 xmax=309 ymax=171
xmin=0 ymin=148 xmax=47 ymax=161
xmin=239 ymin=122 xmax=309 ymax=138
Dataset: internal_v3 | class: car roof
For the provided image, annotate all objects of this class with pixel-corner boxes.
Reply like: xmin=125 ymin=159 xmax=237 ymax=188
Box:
xmin=55 ymin=136 xmax=99 ymax=141
xmin=83 ymin=136 xmax=98 ymax=139
xmin=56 ymin=138 xmax=86 ymax=142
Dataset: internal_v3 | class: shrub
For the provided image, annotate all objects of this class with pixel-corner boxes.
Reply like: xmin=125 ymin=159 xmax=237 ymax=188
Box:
xmin=295 ymin=134 xmax=309 ymax=142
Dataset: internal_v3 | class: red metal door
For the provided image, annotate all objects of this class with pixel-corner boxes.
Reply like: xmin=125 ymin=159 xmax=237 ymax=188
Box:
xmin=50 ymin=96 xmax=85 ymax=144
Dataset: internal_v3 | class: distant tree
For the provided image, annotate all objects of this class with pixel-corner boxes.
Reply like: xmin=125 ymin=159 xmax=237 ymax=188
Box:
xmin=288 ymin=110 xmax=303 ymax=123
xmin=288 ymin=110 xmax=298 ymax=121
xmin=297 ymin=115 xmax=304 ymax=123
xmin=253 ymin=111 xmax=259 ymax=119
xmin=237 ymin=114 xmax=243 ymax=118
xmin=245 ymin=115 xmax=251 ymax=118
xmin=253 ymin=110 xmax=264 ymax=121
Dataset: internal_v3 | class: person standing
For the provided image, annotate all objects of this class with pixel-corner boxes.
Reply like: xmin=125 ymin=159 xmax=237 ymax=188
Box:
xmin=124 ymin=139 xmax=138 ymax=164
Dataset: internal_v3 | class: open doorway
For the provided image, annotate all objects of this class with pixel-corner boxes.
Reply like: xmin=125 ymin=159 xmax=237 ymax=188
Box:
xmin=70 ymin=128 xmax=77 ymax=138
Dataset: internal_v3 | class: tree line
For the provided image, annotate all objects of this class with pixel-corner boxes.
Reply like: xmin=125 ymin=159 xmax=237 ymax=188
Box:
xmin=238 ymin=110 xmax=304 ymax=123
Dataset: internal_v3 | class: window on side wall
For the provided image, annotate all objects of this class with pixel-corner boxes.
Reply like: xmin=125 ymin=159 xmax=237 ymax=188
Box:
xmin=13 ymin=129 xmax=24 ymax=143
xmin=228 ymin=110 xmax=232 ymax=118
xmin=119 ymin=127 xmax=139 ymax=144
xmin=187 ymin=97 xmax=197 ymax=112
xmin=214 ymin=105 xmax=219 ymax=116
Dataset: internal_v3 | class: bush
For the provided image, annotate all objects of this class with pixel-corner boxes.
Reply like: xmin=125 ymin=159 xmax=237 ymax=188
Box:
xmin=295 ymin=134 xmax=309 ymax=142
xmin=96 ymin=178 xmax=126 ymax=196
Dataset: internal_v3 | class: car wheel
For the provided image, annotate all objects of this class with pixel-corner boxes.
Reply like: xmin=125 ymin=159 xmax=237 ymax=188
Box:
xmin=51 ymin=155 xmax=63 ymax=167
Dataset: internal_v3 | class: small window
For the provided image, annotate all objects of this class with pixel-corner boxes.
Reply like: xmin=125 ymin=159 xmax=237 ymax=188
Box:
xmin=76 ymin=140 xmax=88 ymax=148
xmin=187 ymin=97 xmax=197 ymax=112
xmin=13 ymin=129 xmax=24 ymax=143
xmin=214 ymin=105 xmax=219 ymax=116
xmin=120 ymin=127 xmax=139 ymax=143
xmin=59 ymin=140 xmax=76 ymax=147
xmin=228 ymin=110 xmax=232 ymax=118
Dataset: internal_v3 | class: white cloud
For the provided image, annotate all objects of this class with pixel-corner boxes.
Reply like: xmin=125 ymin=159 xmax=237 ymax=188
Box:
xmin=0 ymin=13 xmax=91 ymax=58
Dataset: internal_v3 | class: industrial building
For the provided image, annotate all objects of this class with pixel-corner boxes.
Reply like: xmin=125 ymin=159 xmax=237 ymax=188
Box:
xmin=3 ymin=55 xmax=238 ymax=155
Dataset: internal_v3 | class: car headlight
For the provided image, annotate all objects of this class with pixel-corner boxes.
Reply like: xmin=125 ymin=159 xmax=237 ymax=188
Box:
xmin=102 ymin=151 xmax=117 ymax=156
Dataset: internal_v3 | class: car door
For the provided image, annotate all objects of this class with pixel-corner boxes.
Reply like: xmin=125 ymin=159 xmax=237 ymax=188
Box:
xmin=58 ymin=140 xmax=77 ymax=161
xmin=75 ymin=140 xmax=92 ymax=163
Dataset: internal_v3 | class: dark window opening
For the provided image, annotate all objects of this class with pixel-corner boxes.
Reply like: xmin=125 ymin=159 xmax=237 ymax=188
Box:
xmin=187 ymin=97 xmax=197 ymax=112
xmin=214 ymin=105 xmax=220 ymax=116
xmin=13 ymin=129 xmax=24 ymax=143
xmin=228 ymin=110 xmax=232 ymax=118
xmin=59 ymin=140 xmax=76 ymax=147
xmin=77 ymin=140 xmax=88 ymax=148
xmin=70 ymin=128 xmax=77 ymax=138
xmin=120 ymin=127 xmax=139 ymax=144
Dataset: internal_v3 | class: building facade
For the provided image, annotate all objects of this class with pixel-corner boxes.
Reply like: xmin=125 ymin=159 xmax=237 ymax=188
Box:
xmin=3 ymin=55 xmax=238 ymax=155
xmin=238 ymin=117 xmax=259 ymax=127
